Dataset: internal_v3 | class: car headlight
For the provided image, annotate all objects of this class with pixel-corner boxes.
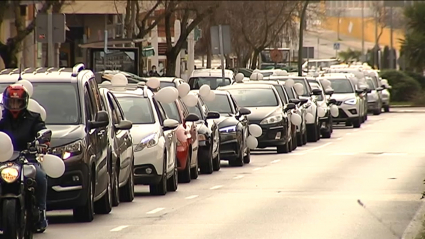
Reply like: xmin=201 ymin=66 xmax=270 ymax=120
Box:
xmin=52 ymin=140 xmax=82 ymax=160
xmin=260 ymin=115 xmax=283 ymax=125
xmin=134 ymin=133 xmax=158 ymax=152
xmin=219 ymin=126 xmax=236 ymax=133
xmin=344 ymin=98 xmax=357 ymax=105
xmin=1 ymin=167 xmax=19 ymax=183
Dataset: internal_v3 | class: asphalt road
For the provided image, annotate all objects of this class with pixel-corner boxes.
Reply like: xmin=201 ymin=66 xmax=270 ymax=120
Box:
xmin=36 ymin=111 xmax=425 ymax=239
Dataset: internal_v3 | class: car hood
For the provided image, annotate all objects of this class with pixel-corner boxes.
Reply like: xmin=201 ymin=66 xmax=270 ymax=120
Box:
xmin=130 ymin=124 xmax=157 ymax=144
xmin=331 ymin=93 xmax=356 ymax=101
xmin=214 ymin=115 xmax=239 ymax=128
xmin=47 ymin=125 xmax=86 ymax=148
xmin=246 ymin=106 xmax=281 ymax=121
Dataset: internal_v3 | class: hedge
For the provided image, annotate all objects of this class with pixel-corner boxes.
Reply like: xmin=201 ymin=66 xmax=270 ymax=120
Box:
xmin=379 ymin=70 xmax=422 ymax=102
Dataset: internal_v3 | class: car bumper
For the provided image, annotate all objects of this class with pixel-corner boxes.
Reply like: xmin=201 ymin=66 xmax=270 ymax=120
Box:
xmin=333 ymin=106 xmax=359 ymax=122
xmin=47 ymin=154 xmax=89 ymax=210
xmin=133 ymin=145 xmax=163 ymax=185
xmin=219 ymin=132 xmax=241 ymax=159
xmin=256 ymin=123 xmax=288 ymax=148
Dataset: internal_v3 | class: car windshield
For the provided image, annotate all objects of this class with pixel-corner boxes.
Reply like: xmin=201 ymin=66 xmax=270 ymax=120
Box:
xmin=328 ymin=79 xmax=354 ymax=93
xmin=160 ymin=81 xmax=176 ymax=88
xmin=116 ymin=96 xmax=155 ymax=124
xmin=160 ymin=101 xmax=182 ymax=123
xmin=228 ymin=88 xmax=278 ymax=107
xmin=186 ymin=104 xmax=202 ymax=119
xmin=310 ymin=83 xmax=324 ymax=101
xmin=280 ymin=78 xmax=310 ymax=97
xmin=189 ymin=77 xmax=232 ymax=90
xmin=366 ymin=79 xmax=376 ymax=90
xmin=0 ymin=83 xmax=81 ymax=125
xmin=204 ymin=94 xmax=233 ymax=114
xmin=258 ymin=71 xmax=274 ymax=77
xmin=284 ymin=86 xmax=296 ymax=99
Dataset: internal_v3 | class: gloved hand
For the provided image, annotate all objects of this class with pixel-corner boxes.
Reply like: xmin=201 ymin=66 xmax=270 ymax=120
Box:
xmin=36 ymin=141 xmax=50 ymax=154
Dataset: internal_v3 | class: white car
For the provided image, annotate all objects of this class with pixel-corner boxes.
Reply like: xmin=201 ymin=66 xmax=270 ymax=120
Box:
xmin=188 ymin=69 xmax=234 ymax=90
xmin=365 ymin=77 xmax=383 ymax=115
xmin=111 ymin=85 xmax=180 ymax=196
xmin=380 ymin=79 xmax=391 ymax=112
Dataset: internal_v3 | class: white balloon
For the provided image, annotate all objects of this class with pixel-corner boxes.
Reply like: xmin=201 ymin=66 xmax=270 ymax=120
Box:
xmin=17 ymin=80 xmax=34 ymax=97
xmin=246 ymin=135 xmax=258 ymax=149
xmin=27 ymin=99 xmax=41 ymax=113
xmin=235 ymin=73 xmax=244 ymax=83
xmin=182 ymin=93 xmax=198 ymax=107
xmin=248 ymin=124 xmax=262 ymax=138
xmin=111 ymin=73 xmax=128 ymax=87
xmin=155 ymin=87 xmax=178 ymax=104
xmin=146 ymin=78 xmax=160 ymax=89
xmin=290 ymin=113 xmax=302 ymax=126
xmin=100 ymin=81 xmax=112 ymax=85
xmin=294 ymin=83 xmax=304 ymax=96
xmin=40 ymin=154 xmax=65 ymax=178
xmin=285 ymin=79 xmax=295 ymax=88
xmin=321 ymin=79 xmax=331 ymax=89
xmin=177 ymin=83 xmax=190 ymax=98
xmin=204 ymin=90 xmax=216 ymax=102
xmin=0 ymin=132 xmax=13 ymax=162
xmin=311 ymin=102 xmax=317 ymax=115
xmin=170 ymin=87 xmax=179 ymax=100
xmin=176 ymin=128 xmax=187 ymax=142
xmin=318 ymin=106 xmax=326 ymax=118
xmin=330 ymin=105 xmax=339 ymax=117
xmin=39 ymin=105 xmax=47 ymax=121
xmin=199 ymin=85 xmax=211 ymax=98
xmin=305 ymin=113 xmax=315 ymax=124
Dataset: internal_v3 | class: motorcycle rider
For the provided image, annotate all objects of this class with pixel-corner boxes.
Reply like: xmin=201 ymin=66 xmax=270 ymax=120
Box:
xmin=0 ymin=84 xmax=49 ymax=232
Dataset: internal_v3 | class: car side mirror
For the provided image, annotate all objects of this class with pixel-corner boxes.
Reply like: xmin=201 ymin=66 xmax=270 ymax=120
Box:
xmin=381 ymin=85 xmax=386 ymax=89
xmin=163 ymin=119 xmax=179 ymax=131
xmin=206 ymin=111 xmax=220 ymax=119
xmin=114 ymin=119 xmax=132 ymax=130
xmin=366 ymin=89 xmax=372 ymax=93
xmin=289 ymin=99 xmax=300 ymax=104
xmin=284 ymin=103 xmax=296 ymax=112
xmin=185 ymin=113 xmax=200 ymax=122
xmin=239 ymin=107 xmax=251 ymax=115
xmin=299 ymin=98 xmax=308 ymax=105
xmin=328 ymin=99 xmax=337 ymax=105
xmin=355 ymin=89 xmax=364 ymax=95
xmin=325 ymin=89 xmax=334 ymax=96
xmin=36 ymin=129 xmax=52 ymax=143
xmin=312 ymin=88 xmax=322 ymax=95
xmin=89 ymin=111 xmax=109 ymax=129
xmin=376 ymin=87 xmax=383 ymax=91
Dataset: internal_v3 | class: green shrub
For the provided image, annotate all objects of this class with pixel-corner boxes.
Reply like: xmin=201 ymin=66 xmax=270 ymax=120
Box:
xmin=379 ymin=70 xmax=422 ymax=102
xmin=404 ymin=71 xmax=425 ymax=89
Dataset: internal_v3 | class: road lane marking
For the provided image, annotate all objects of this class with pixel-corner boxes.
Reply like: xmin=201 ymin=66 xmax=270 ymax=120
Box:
xmin=337 ymin=137 xmax=343 ymax=140
xmin=146 ymin=208 xmax=165 ymax=214
xmin=305 ymin=142 xmax=332 ymax=152
xmin=233 ymin=175 xmax=244 ymax=179
xmin=110 ymin=225 xmax=129 ymax=232
xmin=210 ymin=185 xmax=223 ymax=190
xmin=253 ymin=167 xmax=262 ymax=171
xmin=185 ymin=195 xmax=199 ymax=199
xmin=271 ymin=159 xmax=281 ymax=164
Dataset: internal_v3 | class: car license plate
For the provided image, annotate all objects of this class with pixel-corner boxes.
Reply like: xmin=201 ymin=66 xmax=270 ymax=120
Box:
xmin=275 ymin=132 xmax=281 ymax=140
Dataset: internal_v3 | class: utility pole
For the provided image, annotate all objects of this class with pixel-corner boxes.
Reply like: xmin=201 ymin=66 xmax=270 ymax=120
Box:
xmin=297 ymin=0 xmax=309 ymax=76
xmin=361 ymin=1 xmax=365 ymax=62
xmin=389 ymin=6 xmax=394 ymax=69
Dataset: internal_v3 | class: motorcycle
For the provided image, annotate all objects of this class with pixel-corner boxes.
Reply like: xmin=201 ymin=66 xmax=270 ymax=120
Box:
xmin=0 ymin=129 xmax=52 ymax=239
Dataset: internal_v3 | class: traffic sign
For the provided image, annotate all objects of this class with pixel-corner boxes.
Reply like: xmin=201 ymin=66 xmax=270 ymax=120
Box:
xmin=36 ymin=13 xmax=66 ymax=44
xmin=333 ymin=42 xmax=340 ymax=50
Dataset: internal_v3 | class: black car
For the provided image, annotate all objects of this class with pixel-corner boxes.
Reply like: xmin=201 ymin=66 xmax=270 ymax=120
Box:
xmin=98 ymin=87 xmax=135 ymax=206
xmin=183 ymin=92 xmax=221 ymax=173
xmin=204 ymin=90 xmax=251 ymax=166
xmin=218 ymin=84 xmax=296 ymax=154
xmin=0 ymin=64 xmax=112 ymax=222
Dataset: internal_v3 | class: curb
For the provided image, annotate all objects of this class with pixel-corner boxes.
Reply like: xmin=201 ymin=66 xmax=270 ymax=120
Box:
xmin=390 ymin=105 xmax=414 ymax=108
xmin=402 ymin=199 xmax=425 ymax=239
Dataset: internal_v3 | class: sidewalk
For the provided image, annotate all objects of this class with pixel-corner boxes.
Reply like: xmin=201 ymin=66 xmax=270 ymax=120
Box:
xmin=306 ymin=28 xmax=376 ymax=51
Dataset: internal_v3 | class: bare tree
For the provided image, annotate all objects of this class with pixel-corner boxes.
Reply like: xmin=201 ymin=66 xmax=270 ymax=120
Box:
xmin=0 ymin=0 xmax=71 ymax=68
xmin=163 ymin=0 xmax=220 ymax=76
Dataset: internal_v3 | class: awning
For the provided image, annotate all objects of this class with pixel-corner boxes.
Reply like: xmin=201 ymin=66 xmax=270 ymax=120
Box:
xmin=142 ymin=46 xmax=155 ymax=57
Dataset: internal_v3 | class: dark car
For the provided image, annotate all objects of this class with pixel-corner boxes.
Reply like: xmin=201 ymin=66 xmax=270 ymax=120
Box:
xmin=204 ymin=90 xmax=251 ymax=166
xmin=98 ymin=88 xmax=135 ymax=205
xmin=0 ymin=64 xmax=112 ymax=222
xmin=218 ymin=84 xmax=296 ymax=154
xmin=182 ymin=92 xmax=221 ymax=173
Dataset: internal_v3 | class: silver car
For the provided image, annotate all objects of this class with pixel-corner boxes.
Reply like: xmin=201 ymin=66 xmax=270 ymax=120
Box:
xmin=365 ymin=77 xmax=384 ymax=115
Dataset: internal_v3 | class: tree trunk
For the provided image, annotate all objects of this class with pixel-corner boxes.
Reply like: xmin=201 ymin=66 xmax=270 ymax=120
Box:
xmin=250 ymin=49 xmax=260 ymax=70
xmin=0 ymin=44 xmax=19 ymax=68
xmin=298 ymin=1 xmax=309 ymax=76
xmin=165 ymin=49 xmax=178 ymax=76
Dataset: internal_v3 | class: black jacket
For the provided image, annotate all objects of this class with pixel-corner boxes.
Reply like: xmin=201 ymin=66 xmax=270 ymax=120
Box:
xmin=0 ymin=110 xmax=47 ymax=151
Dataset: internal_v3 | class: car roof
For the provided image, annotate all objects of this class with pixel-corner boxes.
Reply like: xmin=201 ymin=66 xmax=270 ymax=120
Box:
xmin=243 ymin=80 xmax=285 ymax=86
xmin=101 ymin=84 xmax=154 ymax=98
xmin=218 ymin=83 xmax=274 ymax=90
xmin=154 ymin=77 xmax=184 ymax=83
xmin=0 ymin=67 xmax=91 ymax=83
xmin=190 ymin=69 xmax=234 ymax=78
xmin=211 ymin=90 xmax=231 ymax=96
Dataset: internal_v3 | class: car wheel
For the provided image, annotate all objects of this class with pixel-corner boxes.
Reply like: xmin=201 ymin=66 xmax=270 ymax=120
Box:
xmin=352 ymin=117 xmax=361 ymax=128
xmin=229 ymin=144 xmax=244 ymax=166
xmin=73 ymin=177 xmax=94 ymax=222
xmin=243 ymin=147 xmax=251 ymax=164
xmin=166 ymin=164 xmax=178 ymax=192
xmin=199 ymin=145 xmax=213 ymax=174
xmin=213 ymin=143 xmax=221 ymax=171
xmin=296 ymin=132 xmax=303 ymax=146
xmin=178 ymin=151 xmax=191 ymax=183
xmin=190 ymin=154 xmax=199 ymax=179
xmin=373 ymin=108 xmax=381 ymax=115
xmin=306 ymin=124 xmax=318 ymax=142
xmin=384 ymin=105 xmax=390 ymax=112
xmin=111 ymin=165 xmax=120 ymax=207
xmin=277 ymin=139 xmax=290 ymax=154
xmin=119 ymin=161 xmax=135 ymax=202
xmin=302 ymin=128 xmax=308 ymax=145
xmin=150 ymin=152 xmax=168 ymax=195
xmin=94 ymin=171 xmax=112 ymax=214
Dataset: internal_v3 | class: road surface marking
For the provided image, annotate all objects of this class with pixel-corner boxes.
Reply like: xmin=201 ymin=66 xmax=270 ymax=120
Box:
xmin=146 ymin=208 xmax=165 ymax=214
xmin=253 ymin=167 xmax=262 ymax=171
xmin=110 ymin=225 xmax=129 ymax=232
xmin=337 ymin=137 xmax=343 ymax=140
xmin=271 ymin=159 xmax=281 ymax=164
xmin=185 ymin=195 xmax=199 ymax=199
xmin=233 ymin=175 xmax=244 ymax=179
xmin=305 ymin=142 xmax=332 ymax=152
xmin=210 ymin=185 xmax=223 ymax=190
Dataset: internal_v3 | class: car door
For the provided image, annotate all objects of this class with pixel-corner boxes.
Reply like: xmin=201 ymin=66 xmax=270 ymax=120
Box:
xmin=88 ymin=78 xmax=108 ymax=194
xmin=177 ymin=99 xmax=198 ymax=167
xmin=229 ymin=94 xmax=249 ymax=139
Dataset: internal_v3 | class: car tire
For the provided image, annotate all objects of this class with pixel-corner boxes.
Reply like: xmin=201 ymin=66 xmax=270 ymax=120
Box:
xmin=302 ymin=129 xmax=308 ymax=145
xmin=199 ymin=146 xmax=213 ymax=174
xmin=213 ymin=144 xmax=221 ymax=171
xmin=111 ymin=165 xmax=120 ymax=207
xmin=352 ymin=117 xmax=361 ymax=128
xmin=119 ymin=162 xmax=135 ymax=202
xmin=373 ymin=108 xmax=381 ymax=115
xmin=384 ymin=105 xmax=390 ymax=112
xmin=73 ymin=178 xmax=94 ymax=222
xmin=178 ymin=151 xmax=191 ymax=183
xmin=166 ymin=165 xmax=178 ymax=192
xmin=94 ymin=171 xmax=113 ymax=215
xmin=150 ymin=152 xmax=168 ymax=195
xmin=277 ymin=141 xmax=290 ymax=154
xmin=229 ymin=145 xmax=244 ymax=167
xmin=297 ymin=132 xmax=303 ymax=146
xmin=243 ymin=147 xmax=251 ymax=164
xmin=306 ymin=124 xmax=318 ymax=142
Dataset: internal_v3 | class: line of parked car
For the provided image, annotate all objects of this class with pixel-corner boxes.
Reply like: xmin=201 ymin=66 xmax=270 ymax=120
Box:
xmin=0 ymin=62 xmax=391 ymax=223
